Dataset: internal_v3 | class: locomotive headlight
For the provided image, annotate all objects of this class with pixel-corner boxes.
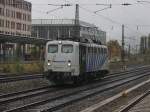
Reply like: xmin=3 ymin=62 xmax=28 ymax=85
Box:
xmin=67 ymin=60 xmax=71 ymax=67
xmin=68 ymin=62 xmax=71 ymax=67
xmin=47 ymin=60 xmax=51 ymax=66
xmin=58 ymin=41 xmax=62 ymax=44
xmin=48 ymin=62 xmax=51 ymax=66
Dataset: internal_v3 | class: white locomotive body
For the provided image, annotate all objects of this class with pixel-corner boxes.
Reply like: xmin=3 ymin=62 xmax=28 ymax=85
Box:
xmin=44 ymin=40 xmax=109 ymax=84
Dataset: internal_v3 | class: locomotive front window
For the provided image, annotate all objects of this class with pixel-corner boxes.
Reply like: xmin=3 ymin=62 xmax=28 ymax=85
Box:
xmin=48 ymin=44 xmax=58 ymax=53
xmin=62 ymin=44 xmax=73 ymax=53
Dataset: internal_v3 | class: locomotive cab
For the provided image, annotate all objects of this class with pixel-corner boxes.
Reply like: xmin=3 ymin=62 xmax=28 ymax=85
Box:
xmin=44 ymin=41 xmax=79 ymax=83
xmin=44 ymin=40 xmax=109 ymax=84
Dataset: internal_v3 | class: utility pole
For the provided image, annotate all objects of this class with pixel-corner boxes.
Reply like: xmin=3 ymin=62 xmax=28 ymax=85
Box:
xmin=74 ymin=4 xmax=80 ymax=40
xmin=128 ymin=44 xmax=130 ymax=59
xmin=75 ymin=4 xmax=79 ymax=25
xmin=121 ymin=24 xmax=126 ymax=70
xmin=136 ymin=44 xmax=138 ymax=59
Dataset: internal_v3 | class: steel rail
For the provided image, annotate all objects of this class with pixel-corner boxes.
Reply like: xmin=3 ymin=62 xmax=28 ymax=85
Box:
xmin=0 ymin=65 xmax=149 ymax=83
xmin=108 ymin=65 xmax=150 ymax=75
xmin=0 ymin=86 xmax=52 ymax=99
xmin=0 ymin=75 xmax=8 ymax=78
xmin=103 ymin=65 xmax=150 ymax=79
xmin=118 ymin=90 xmax=150 ymax=112
xmin=1 ymin=67 xmax=149 ymax=106
xmin=0 ymin=87 xmax=60 ymax=104
xmin=3 ymin=70 xmax=150 ymax=112
xmin=1 ymin=66 xmax=149 ymax=100
xmin=0 ymin=74 xmax=44 ymax=83
xmin=41 ymin=73 xmax=150 ymax=112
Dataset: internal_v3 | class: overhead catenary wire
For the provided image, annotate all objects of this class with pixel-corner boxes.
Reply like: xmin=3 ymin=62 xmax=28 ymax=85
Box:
xmin=32 ymin=2 xmax=150 ymax=41
xmin=46 ymin=6 xmax=63 ymax=14
xmin=80 ymin=6 xmax=149 ymax=37
xmin=79 ymin=6 xmax=121 ymax=25
xmin=125 ymin=25 xmax=146 ymax=36
xmin=94 ymin=5 xmax=112 ymax=13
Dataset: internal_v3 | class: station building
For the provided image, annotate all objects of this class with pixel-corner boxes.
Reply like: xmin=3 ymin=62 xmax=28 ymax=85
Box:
xmin=31 ymin=19 xmax=106 ymax=45
xmin=0 ymin=0 xmax=32 ymax=36
xmin=0 ymin=0 xmax=32 ymax=62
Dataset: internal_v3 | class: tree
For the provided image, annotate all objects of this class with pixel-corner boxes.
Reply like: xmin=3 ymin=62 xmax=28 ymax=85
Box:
xmin=107 ymin=40 xmax=121 ymax=60
xmin=140 ymin=36 xmax=147 ymax=54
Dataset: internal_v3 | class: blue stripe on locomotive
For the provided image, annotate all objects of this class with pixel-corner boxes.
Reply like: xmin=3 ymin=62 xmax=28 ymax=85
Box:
xmin=86 ymin=52 xmax=107 ymax=72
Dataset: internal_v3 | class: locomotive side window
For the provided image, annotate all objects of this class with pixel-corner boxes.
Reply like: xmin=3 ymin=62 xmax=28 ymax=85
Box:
xmin=104 ymin=48 xmax=107 ymax=54
xmin=48 ymin=44 xmax=58 ymax=53
xmin=62 ymin=44 xmax=73 ymax=53
xmin=100 ymin=48 xmax=102 ymax=54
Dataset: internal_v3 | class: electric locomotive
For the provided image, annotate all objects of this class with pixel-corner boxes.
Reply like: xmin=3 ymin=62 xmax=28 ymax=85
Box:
xmin=44 ymin=40 xmax=109 ymax=84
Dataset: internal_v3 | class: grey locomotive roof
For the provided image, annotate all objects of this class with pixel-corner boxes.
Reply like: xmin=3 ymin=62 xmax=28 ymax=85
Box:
xmin=47 ymin=40 xmax=107 ymax=48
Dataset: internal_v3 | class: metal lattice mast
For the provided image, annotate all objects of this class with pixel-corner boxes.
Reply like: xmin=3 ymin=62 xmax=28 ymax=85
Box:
xmin=74 ymin=4 xmax=80 ymax=40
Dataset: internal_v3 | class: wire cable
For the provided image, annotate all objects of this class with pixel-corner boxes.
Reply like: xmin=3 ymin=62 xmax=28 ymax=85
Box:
xmin=79 ymin=6 xmax=121 ymax=25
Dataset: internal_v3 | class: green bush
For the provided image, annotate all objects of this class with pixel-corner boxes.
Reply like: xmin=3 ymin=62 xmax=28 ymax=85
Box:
xmin=0 ymin=61 xmax=44 ymax=74
xmin=15 ymin=62 xmax=24 ymax=73
xmin=3 ymin=64 xmax=10 ymax=73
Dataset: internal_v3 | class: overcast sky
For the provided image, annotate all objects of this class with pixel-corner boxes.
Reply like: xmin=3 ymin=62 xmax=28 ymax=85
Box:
xmin=26 ymin=0 xmax=150 ymax=46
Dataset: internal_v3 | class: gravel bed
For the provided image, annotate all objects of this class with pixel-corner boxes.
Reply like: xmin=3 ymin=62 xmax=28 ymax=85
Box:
xmin=56 ymin=75 xmax=150 ymax=112
xmin=0 ymin=64 xmax=144 ymax=95
xmin=1 ymin=71 xmax=141 ymax=111
xmin=128 ymin=94 xmax=150 ymax=112
xmin=0 ymin=78 xmax=50 ymax=94
xmin=0 ymin=66 xmax=149 ymax=112
xmin=1 ymin=85 xmax=73 ymax=111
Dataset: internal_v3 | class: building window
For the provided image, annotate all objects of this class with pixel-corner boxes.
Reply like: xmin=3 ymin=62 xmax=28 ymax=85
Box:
xmin=0 ymin=8 xmax=4 ymax=16
xmin=27 ymin=14 xmax=31 ymax=21
xmin=16 ymin=12 xmax=22 ymax=19
xmin=13 ymin=11 xmax=15 ymax=18
xmin=0 ymin=19 xmax=4 ymax=27
xmin=23 ymin=14 xmax=26 ymax=21
xmin=16 ymin=23 xmax=21 ymax=30
xmin=6 ymin=20 xmax=10 ymax=28
xmin=22 ymin=24 xmax=26 ymax=31
xmin=11 ymin=21 xmax=15 ymax=29
xmin=11 ymin=11 xmax=15 ymax=18
xmin=11 ymin=10 xmax=13 ymax=17
xmin=0 ymin=0 xmax=5 ymax=4
xmin=27 ymin=25 xmax=31 ymax=31
xmin=23 ymin=2 xmax=31 ymax=11
xmin=6 ymin=9 xmax=10 ymax=17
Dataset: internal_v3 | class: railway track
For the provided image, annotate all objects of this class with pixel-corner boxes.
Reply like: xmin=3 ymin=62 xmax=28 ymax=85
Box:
xmin=0 ymin=65 xmax=149 ymax=83
xmin=118 ymin=90 xmax=150 ymax=112
xmin=0 ymin=75 xmax=8 ymax=78
xmin=102 ymin=65 xmax=150 ymax=79
xmin=1 ymin=65 xmax=150 ymax=100
xmin=108 ymin=65 xmax=150 ymax=76
xmin=0 ymin=68 xmax=145 ymax=104
xmin=0 ymin=74 xmax=44 ymax=83
xmin=30 ymin=72 xmax=150 ymax=112
xmin=1 ymin=66 xmax=150 ymax=112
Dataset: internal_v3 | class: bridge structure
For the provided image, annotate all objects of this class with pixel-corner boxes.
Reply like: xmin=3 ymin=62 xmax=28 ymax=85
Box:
xmin=0 ymin=33 xmax=50 ymax=62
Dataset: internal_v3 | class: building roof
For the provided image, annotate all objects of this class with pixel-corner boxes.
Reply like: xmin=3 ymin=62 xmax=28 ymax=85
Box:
xmin=32 ymin=19 xmax=97 ymax=28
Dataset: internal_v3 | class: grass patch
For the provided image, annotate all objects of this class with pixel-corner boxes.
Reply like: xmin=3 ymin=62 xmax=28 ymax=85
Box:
xmin=0 ymin=61 xmax=44 ymax=74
